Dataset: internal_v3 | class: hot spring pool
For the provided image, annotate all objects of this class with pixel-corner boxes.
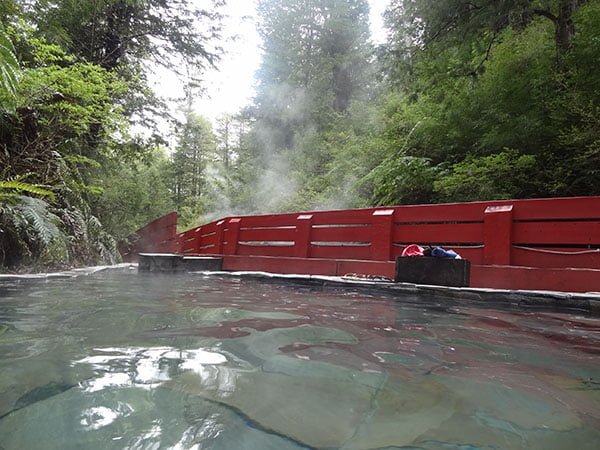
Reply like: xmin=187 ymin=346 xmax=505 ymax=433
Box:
xmin=0 ymin=269 xmax=599 ymax=449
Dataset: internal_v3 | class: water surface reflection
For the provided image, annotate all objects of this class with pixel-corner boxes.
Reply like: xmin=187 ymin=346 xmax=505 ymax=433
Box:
xmin=0 ymin=272 xmax=598 ymax=449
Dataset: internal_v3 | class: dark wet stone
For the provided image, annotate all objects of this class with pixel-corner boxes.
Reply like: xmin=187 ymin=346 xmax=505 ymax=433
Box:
xmin=14 ymin=382 xmax=75 ymax=410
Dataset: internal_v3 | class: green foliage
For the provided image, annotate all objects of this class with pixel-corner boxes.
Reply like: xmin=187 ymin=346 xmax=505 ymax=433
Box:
xmin=0 ymin=178 xmax=55 ymax=203
xmin=95 ymin=148 xmax=174 ymax=239
xmin=3 ymin=0 xmax=600 ymax=271
xmin=552 ymin=1 xmax=600 ymax=194
xmin=367 ymin=155 xmax=439 ymax=206
xmin=0 ymin=26 xmax=19 ymax=111
xmin=0 ymin=195 xmax=62 ymax=267
xmin=433 ymin=150 xmax=539 ymax=202
xmin=28 ymin=0 xmax=224 ymax=71
xmin=0 ymin=1 xmax=227 ymax=271
xmin=170 ymin=112 xmax=217 ymax=213
xmin=360 ymin=0 xmax=600 ymax=206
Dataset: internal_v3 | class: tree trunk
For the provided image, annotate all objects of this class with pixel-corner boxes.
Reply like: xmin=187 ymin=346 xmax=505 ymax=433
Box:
xmin=556 ymin=0 xmax=577 ymax=51
xmin=533 ymin=0 xmax=587 ymax=52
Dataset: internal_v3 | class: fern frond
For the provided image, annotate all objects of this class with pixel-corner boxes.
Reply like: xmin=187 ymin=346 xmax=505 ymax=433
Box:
xmin=0 ymin=192 xmax=20 ymax=203
xmin=63 ymin=154 xmax=101 ymax=168
xmin=0 ymin=27 xmax=19 ymax=111
xmin=0 ymin=180 xmax=56 ymax=201
xmin=16 ymin=196 xmax=61 ymax=245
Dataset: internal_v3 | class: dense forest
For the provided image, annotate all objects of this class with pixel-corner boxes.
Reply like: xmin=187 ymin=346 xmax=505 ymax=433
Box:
xmin=1 ymin=0 xmax=599 ymax=270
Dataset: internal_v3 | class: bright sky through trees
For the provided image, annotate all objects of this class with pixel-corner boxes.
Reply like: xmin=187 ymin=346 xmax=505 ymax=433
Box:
xmin=150 ymin=0 xmax=388 ymax=125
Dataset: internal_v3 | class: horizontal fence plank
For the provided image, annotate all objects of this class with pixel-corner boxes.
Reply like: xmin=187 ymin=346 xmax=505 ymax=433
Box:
xmin=311 ymin=225 xmax=371 ymax=243
xmin=222 ymin=255 xmax=339 ymax=276
xmin=511 ymin=197 xmax=600 ymax=220
xmin=512 ymin=246 xmax=600 ymax=269
xmin=199 ymin=224 xmax=218 ymax=236
xmin=471 ymin=265 xmax=600 ymax=292
xmin=393 ymin=223 xmax=483 ymax=244
xmin=238 ymin=227 xmax=296 ymax=242
xmin=310 ymin=245 xmax=371 ymax=260
xmin=311 ymin=209 xmax=376 ymax=225
xmin=236 ymin=214 xmax=299 ymax=228
xmin=513 ymin=221 xmax=600 ymax=245
xmin=394 ymin=204 xmax=487 ymax=223
xmin=199 ymin=230 xmax=216 ymax=238
xmin=236 ymin=244 xmax=296 ymax=257
xmin=200 ymin=235 xmax=218 ymax=247
xmin=199 ymin=244 xmax=219 ymax=254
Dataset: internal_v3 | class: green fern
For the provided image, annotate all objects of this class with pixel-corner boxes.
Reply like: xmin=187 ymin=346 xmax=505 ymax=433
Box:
xmin=0 ymin=195 xmax=64 ymax=267
xmin=14 ymin=196 xmax=61 ymax=246
xmin=0 ymin=180 xmax=56 ymax=202
xmin=0 ymin=27 xmax=19 ymax=112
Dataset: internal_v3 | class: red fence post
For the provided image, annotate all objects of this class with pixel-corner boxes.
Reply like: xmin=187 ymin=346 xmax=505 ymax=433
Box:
xmin=294 ymin=214 xmax=313 ymax=258
xmin=215 ymin=220 xmax=226 ymax=254
xmin=371 ymin=209 xmax=395 ymax=261
xmin=163 ymin=217 xmax=178 ymax=253
xmin=223 ymin=218 xmax=242 ymax=255
xmin=483 ymin=205 xmax=513 ymax=265
xmin=194 ymin=226 xmax=203 ymax=254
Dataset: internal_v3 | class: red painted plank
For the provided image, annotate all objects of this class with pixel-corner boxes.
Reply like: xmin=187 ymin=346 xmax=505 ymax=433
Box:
xmin=222 ymin=255 xmax=338 ymax=275
xmin=200 ymin=244 xmax=219 ymax=255
xmin=392 ymin=223 xmax=483 ymax=244
xmin=179 ymin=228 xmax=197 ymax=238
xmin=336 ymin=260 xmax=396 ymax=279
xmin=200 ymin=236 xmax=218 ymax=248
xmin=310 ymin=245 xmax=371 ymax=260
xmin=512 ymin=246 xmax=600 ymax=269
xmin=221 ymin=256 xmax=600 ymax=292
xmin=393 ymin=203 xmax=487 ymax=223
xmin=136 ymin=211 xmax=177 ymax=235
xmin=236 ymin=244 xmax=296 ymax=257
xmin=238 ymin=227 xmax=297 ymax=242
xmin=222 ymin=255 xmax=396 ymax=278
xmin=200 ymin=224 xmax=218 ymax=236
xmin=311 ymin=225 xmax=371 ymax=242
xmin=511 ymin=197 xmax=600 ymax=220
xmin=311 ymin=209 xmax=376 ymax=225
xmin=449 ymin=247 xmax=484 ymax=264
xmin=236 ymin=214 xmax=299 ymax=228
xmin=471 ymin=265 xmax=600 ymax=292
xmin=513 ymin=221 xmax=600 ymax=245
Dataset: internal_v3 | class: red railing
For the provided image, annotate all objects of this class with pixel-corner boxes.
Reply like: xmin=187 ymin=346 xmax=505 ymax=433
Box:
xmin=123 ymin=197 xmax=600 ymax=292
xmin=119 ymin=211 xmax=178 ymax=260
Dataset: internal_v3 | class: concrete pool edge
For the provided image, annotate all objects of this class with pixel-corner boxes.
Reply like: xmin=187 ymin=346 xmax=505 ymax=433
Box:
xmin=1 ymin=263 xmax=598 ymax=314
xmin=187 ymin=269 xmax=600 ymax=315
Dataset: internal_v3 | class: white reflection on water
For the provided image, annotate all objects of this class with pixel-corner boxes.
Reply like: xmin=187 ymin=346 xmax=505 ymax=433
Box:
xmin=80 ymin=406 xmax=117 ymax=430
xmin=75 ymin=346 xmax=229 ymax=392
xmin=128 ymin=423 xmax=162 ymax=449
xmin=171 ymin=414 xmax=223 ymax=450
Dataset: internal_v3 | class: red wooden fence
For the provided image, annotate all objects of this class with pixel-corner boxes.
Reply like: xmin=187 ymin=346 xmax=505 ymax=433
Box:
xmin=122 ymin=197 xmax=600 ymax=292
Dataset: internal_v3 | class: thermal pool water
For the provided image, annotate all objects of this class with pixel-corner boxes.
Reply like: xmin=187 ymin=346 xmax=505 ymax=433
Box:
xmin=0 ymin=270 xmax=599 ymax=449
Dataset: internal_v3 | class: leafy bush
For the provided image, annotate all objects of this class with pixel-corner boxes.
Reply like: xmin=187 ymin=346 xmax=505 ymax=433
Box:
xmin=366 ymin=155 xmax=439 ymax=206
xmin=433 ymin=150 xmax=538 ymax=202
